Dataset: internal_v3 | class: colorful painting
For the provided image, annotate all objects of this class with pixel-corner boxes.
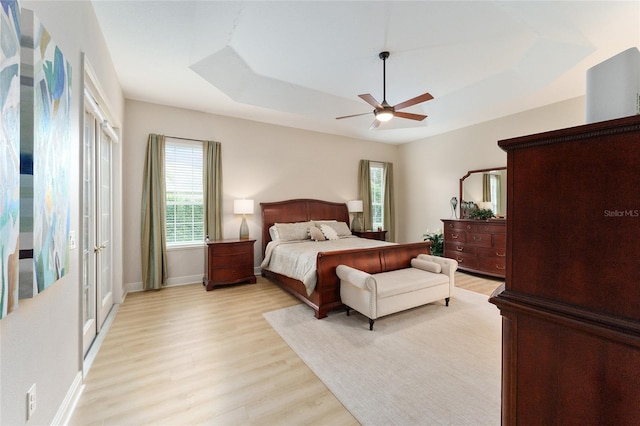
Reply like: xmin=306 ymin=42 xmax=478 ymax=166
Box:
xmin=0 ymin=0 xmax=20 ymax=318
xmin=20 ymin=8 xmax=71 ymax=297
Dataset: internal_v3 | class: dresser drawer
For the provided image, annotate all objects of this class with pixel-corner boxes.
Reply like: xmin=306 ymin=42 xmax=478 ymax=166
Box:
xmin=478 ymin=246 xmax=507 ymax=259
xmin=445 ymin=250 xmax=478 ymax=269
xmin=444 ymin=221 xmax=477 ymax=232
xmin=467 ymin=232 xmax=492 ymax=247
xmin=478 ymin=256 xmax=506 ymax=275
xmin=477 ymin=223 xmax=505 ymax=233
xmin=445 ymin=242 xmax=477 ymax=255
xmin=444 ymin=230 xmax=467 ymax=243
xmin=493 ymin=233 xmax=506 ymax=249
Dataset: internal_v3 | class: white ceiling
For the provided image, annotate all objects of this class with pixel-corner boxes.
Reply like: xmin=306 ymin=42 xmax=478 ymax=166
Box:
xmin=91 ymin=1 xmax=640 ymax=144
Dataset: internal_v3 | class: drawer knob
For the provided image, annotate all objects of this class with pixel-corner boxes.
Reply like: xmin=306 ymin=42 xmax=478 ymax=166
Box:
xmin=456 ymin=257 xmax=464 ymax=262
xmin=452 ymin=233 xmax=459 ymax=239
xmin=496 ymin=265 xmax=505 ymax=270
xmin=473 ymin=236 xmax=482 ymax=241
xmin=496 ymin=252 xmax=506 ymax=257
xmin=456 ymin=246 xmax=463 ymax=252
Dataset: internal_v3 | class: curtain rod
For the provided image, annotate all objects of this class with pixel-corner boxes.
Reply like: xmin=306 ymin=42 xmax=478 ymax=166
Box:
xmin=165 ymin=135 xmax=208 ymax=143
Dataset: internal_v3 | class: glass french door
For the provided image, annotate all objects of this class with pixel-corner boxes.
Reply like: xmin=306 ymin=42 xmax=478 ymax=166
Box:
xmin=82 ymin=104 xmax=114 ymax=356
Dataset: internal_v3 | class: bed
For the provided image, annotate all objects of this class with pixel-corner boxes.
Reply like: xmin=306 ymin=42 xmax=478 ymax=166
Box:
xmin=260 ymin=199 xmax=432 ymax=318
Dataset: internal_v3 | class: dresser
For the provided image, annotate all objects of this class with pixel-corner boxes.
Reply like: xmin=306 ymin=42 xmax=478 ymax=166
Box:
xmin=490 ymin=115 xmax=640 ymax=424
xmin=204 ymin=239 xmax=256 ymax=291
xmin=441 ymin=219 xmax=506 ymax=278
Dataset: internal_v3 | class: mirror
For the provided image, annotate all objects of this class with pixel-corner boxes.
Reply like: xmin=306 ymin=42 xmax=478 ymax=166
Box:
xmin=459 ymin=167 xmax=507 ymax=219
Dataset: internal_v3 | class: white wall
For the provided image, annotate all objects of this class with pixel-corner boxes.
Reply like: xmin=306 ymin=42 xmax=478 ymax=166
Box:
xmin=0 ymin=2 xmax=123 ymax=425
xmin=397 ymin=96 xmax=586 ymax=243
xmin=122 ymin=100 xmax=399 ymax=290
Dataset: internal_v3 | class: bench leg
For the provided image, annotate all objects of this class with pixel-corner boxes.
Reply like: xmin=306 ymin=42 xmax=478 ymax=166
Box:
xmin=346 ymin=306 xmax=351 ymax=316
xmin=369 ymin=318 xmax=375 ymax=331
xmin=445 ymin=297 xmax=450 ymax=307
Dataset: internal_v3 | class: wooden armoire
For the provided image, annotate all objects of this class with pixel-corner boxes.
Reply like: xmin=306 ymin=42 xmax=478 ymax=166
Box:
xmin=489 ymin=115 xmax=640 ymax=424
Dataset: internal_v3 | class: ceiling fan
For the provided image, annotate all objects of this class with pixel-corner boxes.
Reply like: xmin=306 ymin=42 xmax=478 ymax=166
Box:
xmin=336 ymin=51 xmax=434 ymax=129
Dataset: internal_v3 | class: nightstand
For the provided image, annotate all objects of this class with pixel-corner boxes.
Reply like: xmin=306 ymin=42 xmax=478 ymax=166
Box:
xmin=352 ymin=230 xmax=388 ymax=241
xmin=204 ymin=239 xmax=256 ymax=291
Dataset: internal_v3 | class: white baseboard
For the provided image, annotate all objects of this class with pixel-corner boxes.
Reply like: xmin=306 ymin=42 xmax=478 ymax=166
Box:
xmin=126 ymin=270 xmax=260 ymax=293
xmin=53 ymin=371 xmax=83 ymax=426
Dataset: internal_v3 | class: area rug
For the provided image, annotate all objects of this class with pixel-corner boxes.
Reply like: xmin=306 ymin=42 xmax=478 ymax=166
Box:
xmin=264 ymin=287 xmax=501 ymax=425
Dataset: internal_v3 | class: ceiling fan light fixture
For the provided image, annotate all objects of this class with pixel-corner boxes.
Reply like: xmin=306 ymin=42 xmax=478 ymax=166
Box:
xmin=375 ymin=110 xmax=394 ymax=122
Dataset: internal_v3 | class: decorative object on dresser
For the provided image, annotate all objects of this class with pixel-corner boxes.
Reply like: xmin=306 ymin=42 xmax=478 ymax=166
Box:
xmin=490 ymin=115 xmax=640 ymax=425
xmin=347 ymin=200 xmax=364 ymax=231
xmin=449 ymin=197 xmax=458 ymax=219
xmin=352 ymin=230 xmax=387 ymax=241
xmin=233 ymin=199 xmax=254 ymax=239
xmin=442 ymin=219 xmax=506 ymax=278
xmin=204 ymin=239 xmax=256 ymax=290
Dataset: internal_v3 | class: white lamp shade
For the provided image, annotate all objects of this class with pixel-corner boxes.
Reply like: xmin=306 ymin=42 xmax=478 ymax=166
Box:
xmin=347 ymin=200 xmax=363 ymax=213
xmin=234 ymin=199 xmax=254 ymax=215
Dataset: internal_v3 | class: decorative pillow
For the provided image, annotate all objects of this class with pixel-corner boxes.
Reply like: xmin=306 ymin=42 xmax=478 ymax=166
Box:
xmin=316 ymin=221 xmax=352 ymax=237
xmin=274 ymin=221 xmax=314 ymax=241
xmin=269 ymin=225 xmax=280 ymax=241
xmin=411 ymin=258 xmax=442 ymax=274
xmin=309 ymin=226 xmax=326 ymax=241
xmin=320 ymin=224 xmax=340 ymax=240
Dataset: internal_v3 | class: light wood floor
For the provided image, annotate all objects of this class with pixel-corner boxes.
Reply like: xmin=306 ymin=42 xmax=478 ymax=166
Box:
xmin=69 ymin=271 xmax=502 ymax=425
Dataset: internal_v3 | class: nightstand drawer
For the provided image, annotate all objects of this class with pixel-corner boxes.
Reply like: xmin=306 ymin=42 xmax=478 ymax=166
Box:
xmin=209 ymin=241 xmax=253 ymax=255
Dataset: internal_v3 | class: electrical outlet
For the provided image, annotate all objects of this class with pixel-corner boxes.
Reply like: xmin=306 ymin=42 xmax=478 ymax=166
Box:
xmin=26 ymin=383 xmax=36 ymax=420
xmin=69 ymin=231 xmax=76 ymax=250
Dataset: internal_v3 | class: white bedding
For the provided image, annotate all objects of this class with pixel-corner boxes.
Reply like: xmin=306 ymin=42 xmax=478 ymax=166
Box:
xmin=260 ymin=236 xmax=394 ymax=296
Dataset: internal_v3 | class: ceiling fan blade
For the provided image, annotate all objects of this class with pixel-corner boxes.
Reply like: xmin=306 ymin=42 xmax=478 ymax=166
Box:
xmin=394 ymin=111 xmax=428 ymax=121
xmin=359 ymin=94 xmax=383 ymax=110
xmin=336 ymin=112 xmax=372 ymax=120
xmin=369 ymin=119 xmax=380 ymax=129
xmin=393 ymin=92 xmax=434 ymax=111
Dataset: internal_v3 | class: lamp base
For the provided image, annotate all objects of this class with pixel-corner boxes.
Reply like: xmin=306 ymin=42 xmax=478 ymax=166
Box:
xmin=239 ymin=216 xmax=249 ymax=239
xmin=350 ymin=215 xmax=363 ymax=232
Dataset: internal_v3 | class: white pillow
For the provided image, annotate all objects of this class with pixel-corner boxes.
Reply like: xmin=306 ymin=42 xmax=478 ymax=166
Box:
xmin=309 ymin=226 xmax=326 ymax=241
xmin=274 ymin=221 xmax=313 ymax=241
xmin=269 ymin=225 xmax=280 ymax=241
xmin=320 ymin=224 xmax=339 ymax=240
xmin=411 ymin=258 xmax=442 ymax=274
xmin=316 ymin=221 xmax=352 ymax=236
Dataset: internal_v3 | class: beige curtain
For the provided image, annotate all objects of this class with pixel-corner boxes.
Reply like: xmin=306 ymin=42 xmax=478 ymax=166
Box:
xmin=357 ymin=160 xmax=372 ymax=231
xmin=383 ymin=162 xmax=395 ymax=242
xmin=141 ymin=134 xmax=168 ymax=290
xmin=203 ymin=141 xmax=223 ymax=240
xmin=483 ymin=173 xmax=491 ymax=202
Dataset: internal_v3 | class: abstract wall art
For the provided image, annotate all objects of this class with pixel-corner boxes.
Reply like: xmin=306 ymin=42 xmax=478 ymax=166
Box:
xmin=20 ymin=8 xmax=71 ymax=298
xmin=0 ymin=0 xmax=20 ymax=318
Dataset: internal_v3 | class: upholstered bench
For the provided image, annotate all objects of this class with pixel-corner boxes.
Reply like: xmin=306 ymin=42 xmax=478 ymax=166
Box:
xmin=336 ymin=254 xmax=458 ymax=330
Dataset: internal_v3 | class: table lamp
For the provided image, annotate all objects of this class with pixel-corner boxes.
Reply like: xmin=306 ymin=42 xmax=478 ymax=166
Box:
xmin=347 ymin=200 xmax=363 ymax=232
xmin=234 ymin=199 xmax=254 ymax=239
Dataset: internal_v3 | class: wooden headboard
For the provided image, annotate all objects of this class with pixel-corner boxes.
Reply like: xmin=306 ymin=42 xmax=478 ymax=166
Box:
xmin=260 ymin=199 xmax=350 ymax=254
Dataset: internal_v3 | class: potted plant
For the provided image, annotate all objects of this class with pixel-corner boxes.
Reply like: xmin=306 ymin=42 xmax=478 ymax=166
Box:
xmin=468 ymin=208 xmax=495 ymax=220
xmin=423 ymin=229 xmax=443 ymax=257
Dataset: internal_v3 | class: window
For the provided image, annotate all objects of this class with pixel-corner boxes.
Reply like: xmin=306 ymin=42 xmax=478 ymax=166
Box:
xmin=370 ymin=162 xmax=384 ymax=230
xmin=165 ymin=139 xmax=204 ymax=245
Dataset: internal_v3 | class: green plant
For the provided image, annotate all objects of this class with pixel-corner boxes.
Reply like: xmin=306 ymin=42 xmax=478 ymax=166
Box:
xmin=468 ymin=208 xmax=495 ymax=220
xmin=423 ymin=230 xmax=443 ymax=257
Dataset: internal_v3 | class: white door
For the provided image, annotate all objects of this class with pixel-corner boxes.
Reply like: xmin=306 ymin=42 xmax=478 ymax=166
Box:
xmin=82 ymin=104 xmax=114 ymax=356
